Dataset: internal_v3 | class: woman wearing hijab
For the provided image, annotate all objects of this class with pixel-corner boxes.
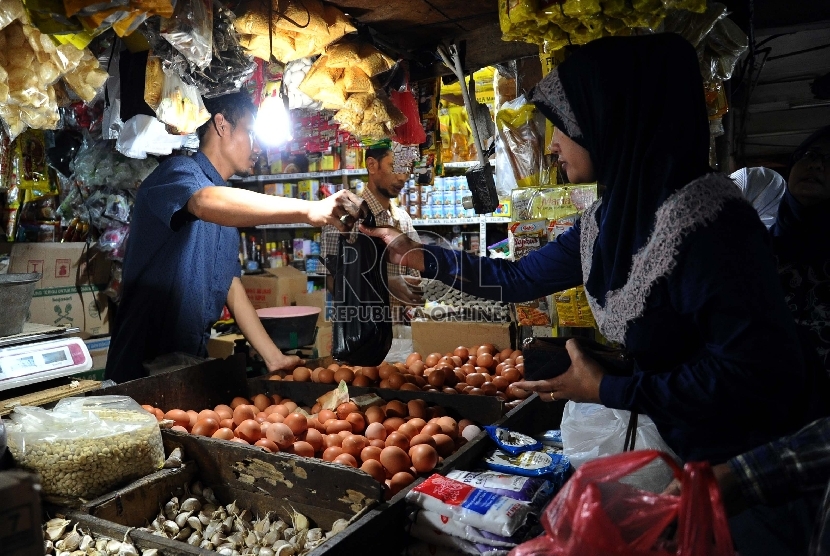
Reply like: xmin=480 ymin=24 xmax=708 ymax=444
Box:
xmin=362 ymin=33 xmax=830 ymax=468
xmin=771 ymin=126 xmax=830 ymax=376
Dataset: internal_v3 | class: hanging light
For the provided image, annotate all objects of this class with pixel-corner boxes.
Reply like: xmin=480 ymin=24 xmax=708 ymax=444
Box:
xmin=254 ymin=1 xmax=292 ymax=147
xmin=255 ymin=84 xmax=292 ymax=147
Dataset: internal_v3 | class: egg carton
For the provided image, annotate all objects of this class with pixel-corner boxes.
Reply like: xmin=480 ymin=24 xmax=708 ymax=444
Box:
xmin=416 ymin=278 xmax=513 ymax=322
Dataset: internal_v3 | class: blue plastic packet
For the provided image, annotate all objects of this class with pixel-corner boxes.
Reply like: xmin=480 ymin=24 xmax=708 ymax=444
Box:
xmin=535 ymin=429 xmax=563 ymax=448
xmin=484 ymin=445 xmax=571 ymax=483
xmin=485 ymin=426 xmax=542 ymax=455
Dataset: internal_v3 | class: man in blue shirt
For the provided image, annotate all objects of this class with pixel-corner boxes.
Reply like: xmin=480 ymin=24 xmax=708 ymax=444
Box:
xmin=106 ymin=93 xmax=365 ymax=383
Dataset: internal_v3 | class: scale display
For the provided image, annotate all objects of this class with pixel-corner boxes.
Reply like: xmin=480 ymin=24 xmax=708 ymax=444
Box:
xmin=0 ymin=337 xmax=92 ymax=391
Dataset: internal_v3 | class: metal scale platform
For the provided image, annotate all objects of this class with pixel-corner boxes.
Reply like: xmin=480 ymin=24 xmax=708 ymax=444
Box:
xmin=0 ymin=323 xmax=92 ymax=392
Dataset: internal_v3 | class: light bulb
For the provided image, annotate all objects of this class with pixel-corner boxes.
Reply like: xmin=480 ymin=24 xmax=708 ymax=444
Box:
xmin=255 ymin=91 xmax=293 ymax=147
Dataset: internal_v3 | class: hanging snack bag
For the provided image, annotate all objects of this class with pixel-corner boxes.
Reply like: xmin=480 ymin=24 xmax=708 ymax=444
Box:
xmin=155 ymin=67 xmax=210 ymax=134
xmin=160 ymin=0 xmax=213 ymax=70
xmin=496 ymin=96 xmax=542 ymax=188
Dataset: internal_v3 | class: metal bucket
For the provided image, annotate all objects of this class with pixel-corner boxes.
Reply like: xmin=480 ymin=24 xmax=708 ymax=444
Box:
xmin=0 ymin=272 xmax=41 ymax=337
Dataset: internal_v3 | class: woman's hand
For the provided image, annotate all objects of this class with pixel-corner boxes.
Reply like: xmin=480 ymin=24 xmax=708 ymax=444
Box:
xmin=359 ymin=224 xmax=426 ymax=271
xmin=514 ymin=339 xmax=605 ymax=403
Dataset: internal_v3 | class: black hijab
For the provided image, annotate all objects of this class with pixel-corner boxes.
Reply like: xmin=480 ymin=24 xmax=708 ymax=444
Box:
xmin=528 ymin=34 xmax=712 ymax=304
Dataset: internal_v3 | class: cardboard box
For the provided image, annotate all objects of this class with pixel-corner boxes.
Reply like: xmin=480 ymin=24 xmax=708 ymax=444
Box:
xmin=207 ymin=333 xmax=244 ymax=360
xmin=411 ymin=319 xmax=513 ymax=356
xmin=295 ymin=290 xmax=329 ymax=324
xmin=241 ymin=266 xmax=307 ymax=309
xmin=0 ymin=471 xmax=43 ymax=556
xmin=315 ymin=323 xmax=332 ymax=358
xmin=9 ymin=243 xmax=110 ymax=337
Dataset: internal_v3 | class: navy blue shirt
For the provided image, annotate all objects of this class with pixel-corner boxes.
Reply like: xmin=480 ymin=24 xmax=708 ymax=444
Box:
xmin=106 ymin=152 xmax=240 ymax=383
xmin=422 ymin=200 xmax=830 ymax=463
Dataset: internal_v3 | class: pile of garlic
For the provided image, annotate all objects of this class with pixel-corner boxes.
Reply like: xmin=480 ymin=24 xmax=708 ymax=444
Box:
xmin=143 ymin=481 xmax=349 ymax=556
xmin=43 ymin=518 xmax=158 ymax=556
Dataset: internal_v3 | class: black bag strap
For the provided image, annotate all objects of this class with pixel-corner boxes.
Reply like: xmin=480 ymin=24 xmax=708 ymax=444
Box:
xmin=623 ymin=412 xmax=638 ymax=452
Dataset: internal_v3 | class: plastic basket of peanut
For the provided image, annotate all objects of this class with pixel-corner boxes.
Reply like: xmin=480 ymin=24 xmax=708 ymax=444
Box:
xmin=4 ymin=396 xmax=165 ymax=500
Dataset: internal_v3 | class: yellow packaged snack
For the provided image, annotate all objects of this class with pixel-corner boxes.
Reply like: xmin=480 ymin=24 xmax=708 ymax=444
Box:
xmin=13 ymin=129 xmax=50 ymax=191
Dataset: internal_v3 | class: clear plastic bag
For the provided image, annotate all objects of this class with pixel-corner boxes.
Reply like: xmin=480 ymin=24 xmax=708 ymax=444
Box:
xmin=0 ymin=0 xmax=25 ymax=31
xmin=5 ymin=396 xmax=165 ymax=499
xmin=155 ymin=67 xmax=210 ymax=135
xmin=160 ymin=0 xmax=213 ymax=70
xmin=496 ymin=96 xmax=542 ymax=189
xmin=189 ymin=6 xmax=257 ymax=98
xmin=561 ymin=402 xmax=679 ymax=493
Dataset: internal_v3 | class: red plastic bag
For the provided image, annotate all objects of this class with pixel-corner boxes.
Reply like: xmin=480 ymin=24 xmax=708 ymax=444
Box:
xmin=510 ymin=450 xmax=734 ymax=556
xmin=390 ymin=88 xmax=426 ymax=145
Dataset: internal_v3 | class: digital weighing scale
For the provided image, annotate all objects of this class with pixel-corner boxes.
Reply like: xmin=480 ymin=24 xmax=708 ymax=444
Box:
xmin=0 ymin=324 xmax=92 ymax=391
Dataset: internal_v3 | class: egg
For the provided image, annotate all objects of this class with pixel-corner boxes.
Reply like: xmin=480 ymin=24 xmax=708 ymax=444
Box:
xmin=397 ymin=422 xmax=420 ymax=440
xmin=380 ymin=446 xmax=411 ymax=475
xmin=334 ymin=453 xmax=358 ymax=467
xmin=385 ymin=432 xmax=410 ymax=452
xmin=141 ymin=405 xmax=155 ymax=415
xmin=492 ymin=376 xmax=510 ymax=391
xmin=424 ymin=353 xmax=441 ymax=367
xmin=406 ymin=353 xmax=422 ymax=367
xmin=477 ymin=353 xmax=495 ymax=370
xmin=477 ymin=344 xmax=496 ymax=357
xmin=311 ymin=367 xmax=324 ymax=382
xmin=466 ymin=373 xmax=486 ymax=388
xmin=461 ymin=425 xmax=482 ymax=442
xmin=378 ymin=364 xmax=396 ymax=379
xmin=341 ymin=434 xmax=367 ymax=457
xmin=192 ymin=418 xmax=219 ymax=437
xmin=503 ymin=368 xmax=521 ymax=384
xmin=230 ymin=437 xmax=249 ymax=444
xmin=432 ymin=434 xmax=454 ymax=457
xmin=482 ymin=382 xmax=499 ymax=396
xmin=164 ymin=409 xmax=190 ymax=428
xmin=436 ymin=417 xmax=458 ymax=439
xmin=336 ymin=402 xmax=358 ymax=420
xmin=266 ymin=412 xmax=285 ymax=424
xmin=506 ymin=385 xmax=530 ymax=400
xmin=342 ymin=412 xmax=363 ymax=434
xmin=383 ymin=417 xmax=405 ymax=434
xmin=327 ymin=363 xmax=341 ymax=372
xmin=389 ymin=471 xmax=415 ymax=495
xmin=427 ymin=370 xmax=445 ymax=388
xmin=214 ymin=405 xmax=233 ymax=421
xmin=292 ymin=441 xmax=315 ymax=457
xmin=365 ymin=406 xmax=386 ymax=424
xmin=171 ymin=425 xmax=188 ymax=433
xmin=252 ymin=394 xmax=271 ymax=412
xmin=197 ymin=409 xmax=221 ymax=424
xmin=458 ymin=419 xmax=475 ymax=432
xmin=235 ymin=419 xmax=262 ymax=443
xmin=353 ymin=375 xmax=372 ymax=387
xmin=408 ymin=418 xmax=427 ymax=432
xmin=362 ymin=366 xmax=380 ymax=381
xmin=318 ymin=368 xmax=335 ymax=384
xmin=421 ymin=423 xmax=442 ymax=437
xmin=304 ymin=428 xmax=324 ymax=452
xmin=334 ymin=368 xmax=355 ymax=384
xmin=326 ymin=419 xmax=352 ymax=434
xmin=324 ymin=434 xmax=344 ymax=448
xmin=186 ymin=410 xmax=198 ymax=429
xmin=384 ymin=400 xmax=407 ymax=419
xmin=408 ymin=360 xmax=426 ymax=376
xmin=322 ymin=446 xmax=344 ymax=461
xmin=291 ymin=366 xmax=311 ymax=382
xmin=233 ymin=405 xmax=256 ymax=426
xmin=280 ymin=413 xmax=306 ymax=436
xmin=410 ymin=444 xmax=439 ymax=473
xmin=211 ymin=427 xmax=235 ymax=440
xmin=360 ymin=445 xmax=382 ymax=463
xmin=152 ymin=408 xmax=164 ymax=420
xmin=220 ymin=418 xmax=236 ymax=430
xmin=318 ymin=409 xmax=336 ymax=425
xmin=265 ymin=423 xmax=295 ymax=448
xmin=365 ymin=422 xmax=387 ymax=441
xmin=255 ymin=439 xmax=279 ymax=453
xmin=230 ymin=396 xmax=251 ymax=409
xmin=369 ymin=438 xmax=386 ymax=449
xmin=360 ymin=459 xmax=386 ymax=482
xmin=409 ymin=433 xmax=437 ymax=448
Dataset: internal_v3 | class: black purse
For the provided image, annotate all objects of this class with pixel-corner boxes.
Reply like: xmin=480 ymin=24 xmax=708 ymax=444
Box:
xmin=521 ymin=336 xmax=633 ymax=382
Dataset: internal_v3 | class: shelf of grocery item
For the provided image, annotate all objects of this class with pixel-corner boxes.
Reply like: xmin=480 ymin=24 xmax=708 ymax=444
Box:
xmin=443 ymin=161 xmax=479 ymax=169
xmin=232 ymin=169 xmax=368 ymax=183
xmin=412 ymin=217 xmax=510 ymax=226
xmin=305 ymin=273 xmax=326 ymax=278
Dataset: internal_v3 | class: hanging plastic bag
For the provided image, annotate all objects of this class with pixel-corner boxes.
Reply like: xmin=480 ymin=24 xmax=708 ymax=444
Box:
xmin=391 ymin=88 xmax=426 ymax=145
xmin=160 ymin=0 xmax=213 ymax=70
xmin=5 ymin=396 xmax=165 ymax=500
xmin=155 ymin=67 xmax=210 ymax=135
xmin=561 ymin=402 xmax=679 ymax=493
xmin=496 ymin=96 xmax=542 ymax=188
xmin=331 ymin=211 xmax=393 ymax=366
xmin=510 ymin=450 xmax=735 ymax=556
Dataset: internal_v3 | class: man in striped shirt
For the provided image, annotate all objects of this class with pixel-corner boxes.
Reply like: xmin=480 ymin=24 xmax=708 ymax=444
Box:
xmin=321 ymin=142 xmax=422 ymax=321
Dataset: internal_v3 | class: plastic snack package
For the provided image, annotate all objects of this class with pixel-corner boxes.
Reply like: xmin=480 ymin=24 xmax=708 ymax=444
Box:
xmin=160 ymin=0 xmax=213 ymax=70
xmin=496 ymin=96 xmax=542 ymax=188
xmin=5 ymin=396 xmax=165 ymax=500
xmin=283 ymin=58 xmax=321 ymax=110
xmin=61 ymin=48 xmax=108 ymax=102
xmin=190 ymin=6 xmax=256 ymax=98
xmin=406 ymin=473 xmax=531 ymax=538
xmin=155 ymin=67 xmax=210 ymax=134
xmin=0 ymin=0 xmax=26 ymax=31
xmin=13 ymin=129 xmax=50 ymax=191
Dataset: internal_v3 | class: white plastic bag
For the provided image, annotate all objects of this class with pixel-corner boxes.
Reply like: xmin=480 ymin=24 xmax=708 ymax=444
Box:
xmin=155 ymin=68 xmax=210 ymax=134
xmin=560 ymin=401 xmax=679 ymax=493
